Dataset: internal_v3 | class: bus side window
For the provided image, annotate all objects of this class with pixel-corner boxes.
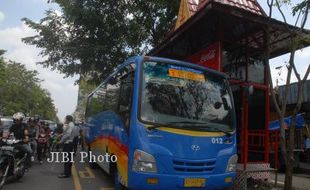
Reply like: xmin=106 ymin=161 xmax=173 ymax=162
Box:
xmin=118 ymin=71 xmax=134 ymax=131
xmin=119 ymin=80 xmax=133 ymax=130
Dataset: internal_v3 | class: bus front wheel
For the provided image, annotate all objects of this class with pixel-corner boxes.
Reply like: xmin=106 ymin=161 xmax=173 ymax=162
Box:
xmin=87 ymin=146 xmax=97 ymax=169
xmin=111 ymin=163 xmax=126 ymax=190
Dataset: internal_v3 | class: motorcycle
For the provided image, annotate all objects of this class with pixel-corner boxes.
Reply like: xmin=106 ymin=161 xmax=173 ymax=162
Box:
xmin=37 ymin=133 xmax=48 ymax=160
xmin=0 ymin=136 xmax=27 ymax=189
xmin=50 ymin=132 xmax=61 ymax=152
xmin=29 ymin=138 xmax=37 ymax=162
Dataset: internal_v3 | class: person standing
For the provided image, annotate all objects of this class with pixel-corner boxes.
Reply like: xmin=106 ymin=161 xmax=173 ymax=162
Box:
xmin=0 ymin=115 xmax=2 ymax=128
xmin=58 ymin=115 xmax=75 ymax=178
xmin=305 ymin=135 xmax=310 ymax=163
xmin=72 ymin=123 xmax=80 ymax=155
xmin=79 ymin=128 xmax=85 ymax=151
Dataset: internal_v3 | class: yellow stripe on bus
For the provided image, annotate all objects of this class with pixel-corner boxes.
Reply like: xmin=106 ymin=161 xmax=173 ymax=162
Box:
xmin=145 ymin=125 xmax=226 ymax=137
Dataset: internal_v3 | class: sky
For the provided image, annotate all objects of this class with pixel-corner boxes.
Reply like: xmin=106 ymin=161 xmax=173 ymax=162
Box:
xmin=0 ymin=0 xmax=309 ymax=120
xmin=0 ymin=0 xmax=78 ymax=120
xmin=258 ymin=0 xmax=310 ymax=85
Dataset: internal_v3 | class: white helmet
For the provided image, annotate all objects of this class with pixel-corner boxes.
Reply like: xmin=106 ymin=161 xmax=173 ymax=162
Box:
xmin=13 ymin=112 xmax=25 ymax=121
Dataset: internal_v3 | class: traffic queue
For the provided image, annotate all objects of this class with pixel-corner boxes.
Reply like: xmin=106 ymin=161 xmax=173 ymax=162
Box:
xmin=0 ymin=113 xmax=83 ymax=189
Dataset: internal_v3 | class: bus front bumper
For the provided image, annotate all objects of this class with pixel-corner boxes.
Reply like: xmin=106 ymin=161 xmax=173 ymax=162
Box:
xmin=129 ymin=172 xmax=236 ymax=190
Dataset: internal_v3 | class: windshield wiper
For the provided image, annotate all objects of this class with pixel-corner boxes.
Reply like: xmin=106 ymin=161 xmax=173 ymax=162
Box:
xmin=146 ymin=122 xmax=190 ymax=131
xmin=167 ymin=121 xmax=206 ymax=125
xmin=147 ymin=123 xmax=179 ymax=130
xmin=198 ymin=126 xmax=233 ymax=137
xmin=167 ymin=121 xmax=233 ymax=136
xmin=146 ymin=124 xmax=162 ymax=130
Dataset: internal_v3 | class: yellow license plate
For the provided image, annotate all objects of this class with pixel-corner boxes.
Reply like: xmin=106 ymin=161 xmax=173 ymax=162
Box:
xmin=184 ymin=178 xmax=206 ymax=187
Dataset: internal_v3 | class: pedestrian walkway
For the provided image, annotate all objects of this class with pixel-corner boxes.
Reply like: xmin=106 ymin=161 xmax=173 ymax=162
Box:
xmin=298 ymin=162 xmax=310 ymax=174
xmin=269 ymin=172 xmax=310 ymax=190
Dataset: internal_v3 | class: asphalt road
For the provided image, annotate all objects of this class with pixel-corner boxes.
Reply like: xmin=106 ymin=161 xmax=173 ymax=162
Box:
xmin=4 ymin=152 xmax=114 ymax=190
xmin=4 ymin=152 xmax=310 ymax=190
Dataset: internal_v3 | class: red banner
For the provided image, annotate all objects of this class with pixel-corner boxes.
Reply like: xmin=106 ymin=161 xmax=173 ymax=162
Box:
xmin=187 ymin=42 xmax=221 ymax=71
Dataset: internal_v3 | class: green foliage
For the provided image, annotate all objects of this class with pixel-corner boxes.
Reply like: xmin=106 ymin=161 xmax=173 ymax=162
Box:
xmin=22 ymin=0 xmax=179 ymax=84
xmin=127 ymin=0 xmax=179 ymax=51
xmin=292 ymin=0 xmax=310 ymax=16
xmin=275 ymin=0 xmax=310 ymax=17
xmin=0 ymin=51 xmax=58 ymax=120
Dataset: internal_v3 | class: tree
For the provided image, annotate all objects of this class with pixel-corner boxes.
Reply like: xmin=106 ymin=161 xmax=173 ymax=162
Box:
xmin=266 ymin=0 xmax=310 ymax=189
xmin=22 ymin=0 xmax=179 ymax=84
xmin=0 ymin=50 xmax=7 ymax=114
xmin=0 ymin=51 xmax=58 ymax=120
xmin=127 ymin=0 xmax=179 ymax=51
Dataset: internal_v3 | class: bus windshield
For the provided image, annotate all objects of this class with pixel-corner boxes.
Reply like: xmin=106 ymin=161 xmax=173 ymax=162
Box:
xmin=140 ymin=61 xmax=234 ymax=132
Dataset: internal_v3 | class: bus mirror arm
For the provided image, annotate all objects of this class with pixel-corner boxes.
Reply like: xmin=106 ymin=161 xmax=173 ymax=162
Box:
xmin=119 ymin=105 xmax=130 ymax=113
xmin=243 ymin=85 xmax=254 ymax=96
xmin=214 ymin=97 xmax=229 ymax=110
xmin=119 ymin=83 xmax=133 ymax=108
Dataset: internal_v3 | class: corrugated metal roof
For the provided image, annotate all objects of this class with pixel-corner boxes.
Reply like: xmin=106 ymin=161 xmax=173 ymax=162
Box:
xmin=278 ymin=80 xmax=310 ymax=105
xmin=220 ymin=0 xmax=265 ymax=15
xmin=196 ymin=0 xmax=266 ymax=16
xmin=187 ymin=0 xmax=200 ymax=16
xmin=174 ymin=0 xmax=265 ymax=32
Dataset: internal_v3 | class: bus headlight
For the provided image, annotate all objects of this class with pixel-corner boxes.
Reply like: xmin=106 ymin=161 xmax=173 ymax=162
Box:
xmin=226 ymin=154 xmax=238 ymax=172
xmin=132 ymin=150 xmax=157 ymax=173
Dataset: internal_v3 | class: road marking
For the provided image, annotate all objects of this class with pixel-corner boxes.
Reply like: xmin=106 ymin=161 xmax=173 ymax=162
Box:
xmin=269 ymin=179 xmax=285 ymax=185
xmin=72 ymin=164 xmax=83 ymax=190
xmin=79 ymin=166 xmax=96 ymax=179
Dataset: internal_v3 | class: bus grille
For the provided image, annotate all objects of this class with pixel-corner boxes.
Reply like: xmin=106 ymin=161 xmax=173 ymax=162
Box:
xmin=173 ymin=159 xmax=216 ymax=173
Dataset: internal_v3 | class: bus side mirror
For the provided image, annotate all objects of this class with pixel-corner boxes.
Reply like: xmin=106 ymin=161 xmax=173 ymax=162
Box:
xmin=214 ymin=102 xmax=222 ymax=109
xmin=119 ymin=105 xmax=129 ymax=113
xmin=119 ymin=83 xmax=132 ymax=113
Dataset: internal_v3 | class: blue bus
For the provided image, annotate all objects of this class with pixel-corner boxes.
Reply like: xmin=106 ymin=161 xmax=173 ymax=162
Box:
xmin=84 ymin=56 xmax=237 ymax=190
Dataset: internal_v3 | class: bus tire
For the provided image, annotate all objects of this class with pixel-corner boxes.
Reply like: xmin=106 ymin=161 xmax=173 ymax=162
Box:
xmin=87 ymin=146 xmax=97 ymax=169
xmin=111 ymin=162 xmax=127 ymax=190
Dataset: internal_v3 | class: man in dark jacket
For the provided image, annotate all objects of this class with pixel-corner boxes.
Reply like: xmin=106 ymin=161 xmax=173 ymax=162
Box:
xmin=9 ymin=112 xmax=32 ymax=169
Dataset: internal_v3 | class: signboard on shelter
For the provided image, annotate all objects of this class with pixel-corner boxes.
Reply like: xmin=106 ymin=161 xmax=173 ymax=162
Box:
xmin=187 ymin=42 xmax=221 ymax=71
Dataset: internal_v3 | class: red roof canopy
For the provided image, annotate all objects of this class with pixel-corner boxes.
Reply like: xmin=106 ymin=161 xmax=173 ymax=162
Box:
xmin=150 ymin=0 xmax=310 ymax=59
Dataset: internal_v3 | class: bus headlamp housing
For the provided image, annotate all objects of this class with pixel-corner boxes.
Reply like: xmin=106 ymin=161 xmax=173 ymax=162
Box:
xmin=132 ymin=150 xmax=157 ymax=173
xmin=226 ymin=154 xmax=238 ymax=172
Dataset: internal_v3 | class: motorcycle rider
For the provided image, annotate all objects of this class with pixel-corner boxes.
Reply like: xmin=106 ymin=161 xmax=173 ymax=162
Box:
xmin=9 ymin=112 xmax=32 ymax=170
xmin=37 ymin=123 xmax=49 ymax=163
xmin=51 ymin=123 xmax=63 ymax=152
xmin=0 ymin=115 xmax=3 ymax=144
xmin=27 ymin=117 xmax=39 ymax=162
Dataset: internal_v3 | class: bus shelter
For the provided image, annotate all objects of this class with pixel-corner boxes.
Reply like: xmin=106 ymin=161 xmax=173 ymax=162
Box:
xmin=149 ymin=0 xmax=310 ymax=181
